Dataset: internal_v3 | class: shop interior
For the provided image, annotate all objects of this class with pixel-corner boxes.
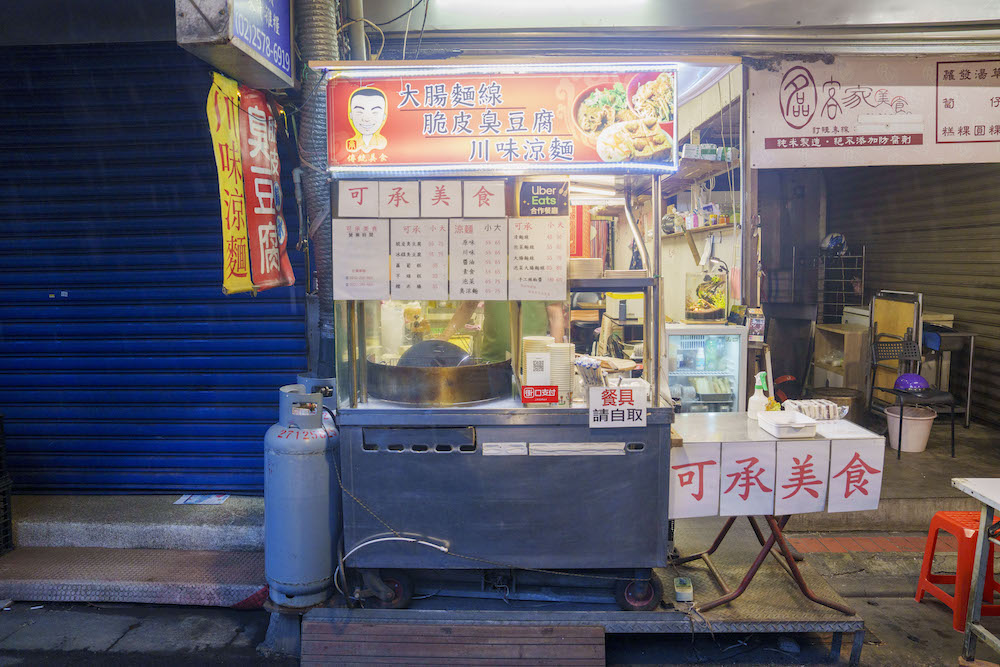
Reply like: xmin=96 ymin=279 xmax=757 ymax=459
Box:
xmin=351 ymin=63 xmax=746 ymax=416
xmin=755 ymin=162 xmax=999 ymax=535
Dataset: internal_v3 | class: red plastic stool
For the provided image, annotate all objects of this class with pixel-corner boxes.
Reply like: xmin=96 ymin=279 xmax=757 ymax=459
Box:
xmin=915 ymin=511 xmax=1000 ymax=632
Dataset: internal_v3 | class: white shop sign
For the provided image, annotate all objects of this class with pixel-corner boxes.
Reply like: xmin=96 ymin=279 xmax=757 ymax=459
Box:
xmin=463 ymin=180 xmax=506 ymax=217
xmin=749 ymin=56 xmax=1000 ymax=169
xmin=420 ymin=180 xmax=463 ymax=217
xmin=669 ymin=442 xmax=721 ymax=519
xmin=332 ymin=218 xmax=390 ymax=300
xmin=508 ymin=217 xmax=569 ymax=301
xmin=588 ymin=387 xmax=646 ymax=428
xmin=827 ymin=438 xmax=885 ymax=513
xmin=448 ymin=218 xmax=508 ymax=300
xmin=774 ymin=440 xmax=830 ymax=515
xmin=668 ymin=435 xmax=886 ymax=517
xmin=719 ymin=442 xmax=776 ymax=516
xmin=389 ymin=219 xmax=448 ymax=300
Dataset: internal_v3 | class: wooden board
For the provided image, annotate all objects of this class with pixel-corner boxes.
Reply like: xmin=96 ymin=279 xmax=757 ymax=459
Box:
xmin=301 ymin=621 xmax=606 ymax=666
xmin=871 ymin=297 xmax=919 ymax=404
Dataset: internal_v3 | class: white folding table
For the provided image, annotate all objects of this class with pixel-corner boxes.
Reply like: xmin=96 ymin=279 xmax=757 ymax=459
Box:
xmin=953 ymin=477 xmax=1000 ymax=662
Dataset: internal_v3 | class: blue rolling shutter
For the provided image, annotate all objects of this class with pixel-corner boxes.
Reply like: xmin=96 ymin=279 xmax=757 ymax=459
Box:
xmin=0 ymin=42 xmax=306 ymax=493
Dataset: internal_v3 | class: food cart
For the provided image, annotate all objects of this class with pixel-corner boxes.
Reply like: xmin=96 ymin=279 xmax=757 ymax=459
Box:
xmin=298 ymin=57 xmax=875 ymax=665
xmin=322 ymin=59 xmax=678 ymax=611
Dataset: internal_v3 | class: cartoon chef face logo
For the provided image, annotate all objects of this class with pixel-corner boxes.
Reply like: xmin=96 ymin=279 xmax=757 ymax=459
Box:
xmin=779 ymin=66 xmax=817 ymax=130
xmin=346 ymin=87 xmax=388 ymax=153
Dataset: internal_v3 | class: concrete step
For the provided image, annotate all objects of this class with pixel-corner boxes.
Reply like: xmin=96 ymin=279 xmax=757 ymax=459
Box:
xmin=13 ymin=495 xmax=264 ymax=551
xmin=0 ymin=546 xmax=265 ymax=607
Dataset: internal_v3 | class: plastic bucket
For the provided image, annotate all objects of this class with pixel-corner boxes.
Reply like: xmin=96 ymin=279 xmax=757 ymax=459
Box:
xmin=886 ymin=406 xmax=937 ymax=452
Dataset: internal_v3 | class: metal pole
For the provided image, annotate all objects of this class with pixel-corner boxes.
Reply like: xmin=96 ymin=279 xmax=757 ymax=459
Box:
xmin=651 ymin=174 xmax=662 ymax=406
xmin=347 ymin=302 xmax=358 ymax=408
xmin=346 ymin=0 xmax=367 ymax=61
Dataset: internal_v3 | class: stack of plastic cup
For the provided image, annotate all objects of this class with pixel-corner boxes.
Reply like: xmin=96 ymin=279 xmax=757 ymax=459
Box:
xmin=547 ymin=343 xmax=575 ymax=406
xmin=521 ymin=335 xmax=555 ymax=384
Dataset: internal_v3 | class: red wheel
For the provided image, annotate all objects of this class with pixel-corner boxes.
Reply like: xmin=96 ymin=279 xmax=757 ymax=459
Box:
xmin=371 ymin=570 xmax=413 ymax=609
xmin=614 ymin=576 xmax=663 ymax=611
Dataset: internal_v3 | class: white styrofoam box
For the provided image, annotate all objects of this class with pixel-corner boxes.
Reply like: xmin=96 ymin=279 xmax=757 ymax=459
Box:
xmin=462 ymin=180 xmax=506 ymax=217
xmin=378 ymin=181 xmax=420 ymax=218
xmin=757 ymin=410 xmax=818 ymax=439
xmin=420 ymin=180 xmax=463 ymax=217
xmin=337 ymin=181 xmax=379 ymax=217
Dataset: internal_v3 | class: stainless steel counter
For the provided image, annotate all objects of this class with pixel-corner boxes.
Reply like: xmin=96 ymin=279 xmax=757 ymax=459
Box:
xmin=672 ymin=412 xmax=881 ymax=444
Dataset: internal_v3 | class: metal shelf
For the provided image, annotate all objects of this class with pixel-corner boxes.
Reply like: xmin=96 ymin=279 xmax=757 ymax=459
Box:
xmin=568 ymin=277 xmax=654 ymax=291
xmin=668 ymin=369 xmax=735 ymax=376
xmin=662 ymin=222 xmax=734 ymax=240
xmin=661 ymin=158 xmax=736 ymax=199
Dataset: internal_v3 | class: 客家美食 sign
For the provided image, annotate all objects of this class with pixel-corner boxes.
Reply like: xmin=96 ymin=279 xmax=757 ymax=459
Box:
xmin=327 ymin=68 xmax=678 ymax=174
xmin=749 ymin=56 xmax=1000 ymax=168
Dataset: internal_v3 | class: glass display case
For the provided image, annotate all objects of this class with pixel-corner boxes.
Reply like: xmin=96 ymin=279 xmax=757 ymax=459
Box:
xmin=662 ymin=323 xmax=747 ymax=413
xmin=334 ymin=289 xmax=652 ymax=409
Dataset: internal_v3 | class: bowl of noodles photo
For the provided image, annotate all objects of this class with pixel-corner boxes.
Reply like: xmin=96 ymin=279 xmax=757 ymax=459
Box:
xmin=571 ymin=82 xmax=640 ymax=148
xmin=626 ymin=72 xmax=676 ymax=139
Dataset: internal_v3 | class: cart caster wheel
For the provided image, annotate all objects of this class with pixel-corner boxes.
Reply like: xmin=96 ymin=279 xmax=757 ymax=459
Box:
xmin=371 ymin=570 xmax=414 ymax=609
xmin=614 ymin=575 xmax=663 ymax=611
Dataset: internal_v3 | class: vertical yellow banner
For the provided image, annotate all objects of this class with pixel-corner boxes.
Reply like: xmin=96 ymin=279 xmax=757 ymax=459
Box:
xmin=207 ymin=73 xmax=255 ymax=295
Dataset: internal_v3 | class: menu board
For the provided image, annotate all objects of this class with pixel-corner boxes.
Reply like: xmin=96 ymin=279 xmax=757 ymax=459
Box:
xmin=390 ymin=219 xmax=448 ymax=300
xmin=449 ymin=218 xmax=507 ymax=300
xmin=508 ymin=217 xmax=568 ymax=301
xmin=332 ymin=218 xmax=390 ymax=299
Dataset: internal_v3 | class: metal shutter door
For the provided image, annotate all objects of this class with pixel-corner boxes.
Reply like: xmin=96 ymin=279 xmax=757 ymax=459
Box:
xmin=0 ymin=43 xmax=306 ymax=492
xmin=825 ymin=164 xmax=1000 ymax=426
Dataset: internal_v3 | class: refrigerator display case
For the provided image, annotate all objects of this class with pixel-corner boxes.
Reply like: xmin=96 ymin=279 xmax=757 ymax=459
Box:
xmin=662 ymin=323 xmax=747 ymax=413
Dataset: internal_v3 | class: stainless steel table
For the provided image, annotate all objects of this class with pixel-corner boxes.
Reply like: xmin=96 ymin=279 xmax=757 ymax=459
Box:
xmin=925 ymin=328 xmax=975 ymax=427
xmin=953 ymin=477 xmax=1000 ymax=662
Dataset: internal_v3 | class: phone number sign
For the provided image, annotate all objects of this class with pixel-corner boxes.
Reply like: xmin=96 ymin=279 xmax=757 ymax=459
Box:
xmin=232 ymin=0 xmax=293 ymax=84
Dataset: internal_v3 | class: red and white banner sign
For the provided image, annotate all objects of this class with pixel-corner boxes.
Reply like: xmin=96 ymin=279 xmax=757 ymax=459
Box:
xmin=749 ymin=56 xmax=1000 ymax=168
xmin=239 ymin=87 xmax=295 ymax=290
xmin=669 ymin=435 xmax=886 ymax=517
xmin=326 ymin=66 xmax=678 ymax=174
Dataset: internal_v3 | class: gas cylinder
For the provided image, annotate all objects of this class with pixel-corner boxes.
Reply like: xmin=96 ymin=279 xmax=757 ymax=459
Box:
xmin=265 ymin=384 xmax=338 ymax=608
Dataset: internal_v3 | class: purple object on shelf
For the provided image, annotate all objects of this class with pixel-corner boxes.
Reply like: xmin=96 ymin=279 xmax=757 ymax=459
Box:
xmin=894 ymin=373 xmax=930 ymax=392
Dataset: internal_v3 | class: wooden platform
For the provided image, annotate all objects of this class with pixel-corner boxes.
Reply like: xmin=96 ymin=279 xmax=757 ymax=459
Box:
xmin=301 ymin=620 xmax=605 ymax=666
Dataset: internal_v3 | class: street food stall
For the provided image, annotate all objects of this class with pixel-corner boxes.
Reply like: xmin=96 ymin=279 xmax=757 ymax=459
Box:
xmin=290 ymin=57 xmax=885 ymax=665
xmin=323 ymin=59 xmax=677 ymax=611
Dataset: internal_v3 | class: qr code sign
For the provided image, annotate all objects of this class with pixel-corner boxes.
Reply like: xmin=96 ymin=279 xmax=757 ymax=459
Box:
xmin=532 ymin=359 xmax=545 ymax=373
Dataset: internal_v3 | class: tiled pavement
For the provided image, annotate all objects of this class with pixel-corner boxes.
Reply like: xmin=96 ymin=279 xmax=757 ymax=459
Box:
xmin=789 ymin=533 xmax=956 ymax=554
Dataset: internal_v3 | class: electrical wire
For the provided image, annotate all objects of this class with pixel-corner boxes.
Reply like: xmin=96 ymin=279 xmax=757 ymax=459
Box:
xmin=336 ymin=18 xmax=385 ymax=61
xmin=375 ymin=0 xmax=426 ymax=27
xmin=333 ymin=536 xmax=449 ymax=599
xmin=414 ymin=0 xmax=430 ymax=58
xmin=401 ymin=0 xmax=415 ymax=60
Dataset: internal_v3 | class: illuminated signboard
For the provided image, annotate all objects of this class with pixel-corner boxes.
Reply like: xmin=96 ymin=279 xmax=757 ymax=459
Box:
xmin=324 ymin=62 xmax=678 ymax=176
